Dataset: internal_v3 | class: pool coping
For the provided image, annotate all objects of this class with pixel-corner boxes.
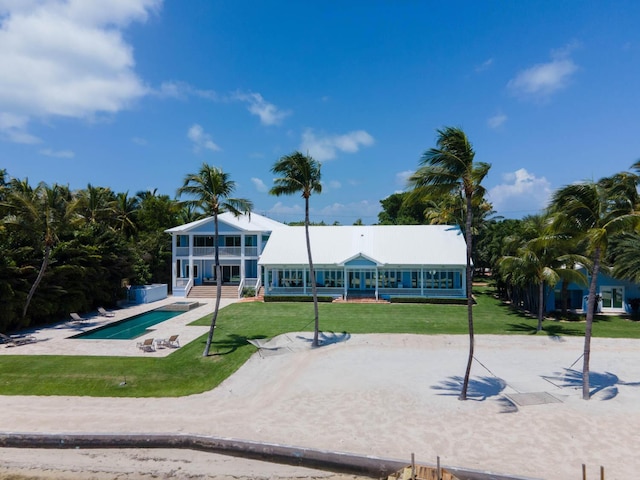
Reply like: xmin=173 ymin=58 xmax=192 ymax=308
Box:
xmin=0 ymin=297 xmax=237 ymax=357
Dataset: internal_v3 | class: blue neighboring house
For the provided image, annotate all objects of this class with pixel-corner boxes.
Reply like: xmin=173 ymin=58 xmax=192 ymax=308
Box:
xmin=547 ymin=267 xmax=640 ymax=314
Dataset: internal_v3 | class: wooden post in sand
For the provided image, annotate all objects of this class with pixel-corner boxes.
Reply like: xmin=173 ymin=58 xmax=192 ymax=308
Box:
xmin=582 ymin=463 xmax=586 ymax=480
xmin=600 ymin=465 xmax=604 ymax=480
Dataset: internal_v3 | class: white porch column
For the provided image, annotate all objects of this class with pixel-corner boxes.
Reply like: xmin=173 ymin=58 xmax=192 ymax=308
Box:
xmin=240 ymin=232 xmax=246 ymax=282
xmin=343 ymin=267 xmax=347 ymax=299
xmin=421 ymin=267 xmax=424 ymax=296
xmin=171 ymin=235 xmax=177 ymax=289
xmin=375 ymin=267 xmax=379 ymax=300
xmin=188 ymin=233 xmax=194 ymax=283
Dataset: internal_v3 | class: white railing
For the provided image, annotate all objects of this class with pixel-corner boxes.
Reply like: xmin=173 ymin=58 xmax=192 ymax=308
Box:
xmin=176 ymin=246 xmax=257 ymax=257
xmin=237 ymin=278 xmax=245 ymax=298
xmin=173 ymin=277 xmax=193 ymax=297
xmin=254 ymin=277 xmax=261 ymax=296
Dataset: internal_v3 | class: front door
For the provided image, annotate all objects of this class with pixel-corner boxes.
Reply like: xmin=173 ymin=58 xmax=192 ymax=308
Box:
xmin=213 ymin=265 xmax=241 ymax=284
xmin=601 ymin=286 xmax=624 ymax=312
xmin=347 ymin=270 xmax=376 ymax=290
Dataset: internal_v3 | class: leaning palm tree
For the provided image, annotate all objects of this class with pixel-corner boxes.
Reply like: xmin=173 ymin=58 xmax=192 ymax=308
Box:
xmin=270 ymin=151 xmax=322 ymax=347
xmin=408 ymin=127 xmax=490 ymax=400
xmin=550 ymin=172 xmax=639 ymax=399
xmin=178 ymin=164 xmax=253 ymax=357
xmin=4 ymin=181 xmax=77 ymax=319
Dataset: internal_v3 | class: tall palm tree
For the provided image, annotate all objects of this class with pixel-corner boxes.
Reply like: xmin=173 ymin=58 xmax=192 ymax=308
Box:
xmin=408 ymin=127 xmax=490 ymax=400
xmin=270 ymin=152 xmax=323 ymax=347
xmin=4 ymin=181 xmax=77 ymax=319
xmin=550 ymin=174 xmax=639 ymax=399
xmin=178 ymin=164 xmax=253 ymax=357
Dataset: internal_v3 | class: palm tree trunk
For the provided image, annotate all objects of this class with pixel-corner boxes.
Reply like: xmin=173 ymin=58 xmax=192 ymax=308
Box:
xmin=203 ymin=213 xmax=221 ymax=357
xmin=460 ymin=195 xmax=474 ymax=400
xmin=22 ymin=245 xmax=51 ymax=319
xmin=561 ymin=280 xmax=569 ymax=316
xmin=305 ymin=196 xmax=320 ymax=347
xmin=582 ymin=247 xmax=601 ymax=400
xmin=537 ymin=281 xmax=544 ymax=332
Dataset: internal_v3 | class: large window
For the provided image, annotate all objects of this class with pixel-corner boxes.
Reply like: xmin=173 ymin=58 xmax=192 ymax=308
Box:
xmin=422 ymin=270 xmax=459 ymax=289
xmin=318 ymin=270 xmax=344 ymax=288
xmin=225 ymin=236 xmax=241 ymax=247
xmin=379 ymin=270 xmax=401 ymax=288
xmin=194 ymin=236 xmax=214 ymax=247
xmin=278 ymin=269 xmax=305 ymax=287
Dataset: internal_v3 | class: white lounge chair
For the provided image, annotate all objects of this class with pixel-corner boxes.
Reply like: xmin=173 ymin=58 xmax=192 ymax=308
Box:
xmin=137 ymin=338 xmax=155 ymax=352
xmin=158 ymin=335 xmax=179 ymax=348
xmin=1 ymin=332 xmax=37 ymax=347
xmin=69 ymin=312 xmax=88 ymax=323
xmin=97 ymin=307 xmax=115 ymax=318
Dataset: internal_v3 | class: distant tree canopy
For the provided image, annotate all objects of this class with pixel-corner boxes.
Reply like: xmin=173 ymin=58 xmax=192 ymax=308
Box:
xmin=0 ymin=172 xmax=185 ymax=332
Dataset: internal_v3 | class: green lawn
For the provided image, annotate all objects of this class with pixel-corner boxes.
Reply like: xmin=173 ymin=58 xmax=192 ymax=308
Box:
xmin=1 ymin=287 xmax=638 ymax=397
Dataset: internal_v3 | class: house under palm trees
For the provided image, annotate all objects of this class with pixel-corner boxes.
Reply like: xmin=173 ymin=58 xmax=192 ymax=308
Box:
xmin=167 ymin=214 xmax=469 ymax=301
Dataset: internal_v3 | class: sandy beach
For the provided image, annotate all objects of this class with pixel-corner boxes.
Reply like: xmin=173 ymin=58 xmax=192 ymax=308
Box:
xmin=1 ymin=332 xmax=640 ymax=480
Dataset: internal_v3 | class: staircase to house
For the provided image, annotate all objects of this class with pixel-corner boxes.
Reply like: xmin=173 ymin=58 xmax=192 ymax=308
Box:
xmin=187 ymin=285 xmax=239 ymax=299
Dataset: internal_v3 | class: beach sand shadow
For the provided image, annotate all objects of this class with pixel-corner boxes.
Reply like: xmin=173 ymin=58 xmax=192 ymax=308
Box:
xmin=542 ymin=368 xmax=640 ymax=399
xmin=432 ymin=375 xmax=507 ymax=401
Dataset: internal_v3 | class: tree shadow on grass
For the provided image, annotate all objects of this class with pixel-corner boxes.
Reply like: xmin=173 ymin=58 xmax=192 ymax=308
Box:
xmin=506 ymin=322 xmax=583 ymax=338
xmin=542 ymin=368 xmax=640 ymax=400
xmin=210 ymin=334 xmax=266 ymax=356
xmin=432 ymin=375 xmax=506 ymax=401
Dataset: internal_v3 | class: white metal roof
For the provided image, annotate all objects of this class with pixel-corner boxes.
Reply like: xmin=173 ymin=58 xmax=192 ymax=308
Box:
xmin=165 ymin=212 xmax=287 ymax=234
xmin=258 ymin=225 xmax=467 ymax=267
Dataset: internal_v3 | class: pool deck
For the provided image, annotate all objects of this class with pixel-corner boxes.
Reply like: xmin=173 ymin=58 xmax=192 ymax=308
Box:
xmin=0 ymin=297 xmax=237 ymax=357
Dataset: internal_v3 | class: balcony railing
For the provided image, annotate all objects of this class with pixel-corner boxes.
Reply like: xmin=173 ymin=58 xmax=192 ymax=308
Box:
xmin=175 ymin=246 xmax=259 ymax=257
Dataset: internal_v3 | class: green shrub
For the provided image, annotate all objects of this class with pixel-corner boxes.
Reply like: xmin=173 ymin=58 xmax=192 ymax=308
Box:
xmin=241 ymin=287 xmax=256 ymax=297
xmin=389 ymin=296 xmax=469 ymax=305
xmin=264 ymin=295 xmax=335 ymax=303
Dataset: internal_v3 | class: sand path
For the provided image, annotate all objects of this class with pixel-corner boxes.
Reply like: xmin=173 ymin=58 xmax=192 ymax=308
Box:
xmin=1 ymin=333 xmax=640 ymax=479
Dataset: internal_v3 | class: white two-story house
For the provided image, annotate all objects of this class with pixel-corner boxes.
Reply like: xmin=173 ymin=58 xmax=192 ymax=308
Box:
xmin=165 ymin=212 xmax=287 ymax=297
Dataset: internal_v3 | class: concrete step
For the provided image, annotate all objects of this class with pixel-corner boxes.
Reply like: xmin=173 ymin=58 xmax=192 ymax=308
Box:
xmin=188 ymin=285 xmax=239 ymax=299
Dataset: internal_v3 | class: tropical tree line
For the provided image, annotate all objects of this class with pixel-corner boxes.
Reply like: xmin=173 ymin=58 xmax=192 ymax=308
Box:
xmin=0 ymin=171 xmax=183 ymax=332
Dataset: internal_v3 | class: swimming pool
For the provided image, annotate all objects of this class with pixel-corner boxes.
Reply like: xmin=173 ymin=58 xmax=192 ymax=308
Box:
xmin=71 ymin=304 xmax=198 ymax=340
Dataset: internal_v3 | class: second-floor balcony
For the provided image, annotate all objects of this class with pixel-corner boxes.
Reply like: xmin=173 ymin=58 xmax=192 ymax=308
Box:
xmin=176 ymin=246 xmax=259 ymax=257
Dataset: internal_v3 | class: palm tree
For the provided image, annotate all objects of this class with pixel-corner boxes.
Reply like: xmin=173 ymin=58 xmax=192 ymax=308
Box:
xmin=550 ymin=173 xmax=639 ymax=399
xmin=270 ymin=152 xmax=323 ymax=347
xmin=4 ymin=181 xmax=77 ymax=319
xmin=178 ymin=164 xmax=253 ymax=357
xmin=408 ymin=127 xmax=490 ymax=400
xmin=499 ymin=215 xmax=588 ymax=331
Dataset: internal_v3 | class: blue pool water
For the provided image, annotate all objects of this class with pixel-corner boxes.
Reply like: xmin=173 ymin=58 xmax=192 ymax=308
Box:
xmin=72 ymin=310 xmax=183 ymax=340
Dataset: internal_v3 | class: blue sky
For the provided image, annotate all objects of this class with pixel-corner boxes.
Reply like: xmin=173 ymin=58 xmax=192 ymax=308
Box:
xmin=1 ymin=1 xmax=640 ymax=224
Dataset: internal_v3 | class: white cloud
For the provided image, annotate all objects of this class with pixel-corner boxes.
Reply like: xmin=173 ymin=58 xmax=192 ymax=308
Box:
xmin=487 ymin=168 xmax=552 ymax=217
xmin=300 ymin=129 xmax=375 ymax=161
xmin=329 ymin=180 xmax=342 ymax=189
xmin=187 ymin=124 xmax=220 ymax=152
xmin=131 ymin=136 xmax=148 ymax=146
xmin=156 ymin=81 xmax=218 ymax=101
xmin=234 ymin=92 xmax=290 ymax=126
xmin=0 ymin=0 xmax=159 ymax=142
xmin=317 ymin=200 xmax=380 ymax=222
xmin=266 ymin=201 xmax=303 ymax=219
xmin=395 ymin=169 xmax=413 ymax=186
xmin=487 ymin=113 xmax=507 ymax=129
xmin=475 ymin=58 xmax=494 ymax=72
xmin=251 ymin=177 xmax=268 ymax=193
xmin=0 ymin=112 xmax=40 ymax=143
xmin=39 ymin=148 xmax=74 ymax=158
xmin=508 ymin=44 xmax=579 ymax=99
